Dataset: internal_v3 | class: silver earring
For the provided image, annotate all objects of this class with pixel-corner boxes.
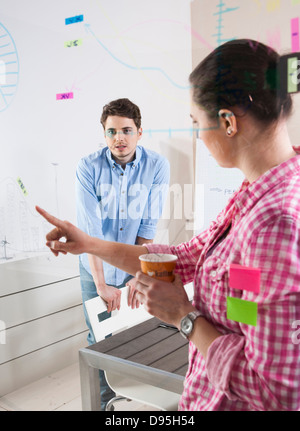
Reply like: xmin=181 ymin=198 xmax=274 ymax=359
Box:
xmin=227 ymin=128 xmax=233 ymax=136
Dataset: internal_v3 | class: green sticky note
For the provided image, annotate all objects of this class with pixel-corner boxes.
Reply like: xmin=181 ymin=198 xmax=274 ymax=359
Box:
xmin=64 ymin=38 xmax=83 ymax=48
xmin=227 ymin=297 xmax=257 ymax=326
xmin=288 ymin=57 xmax=298 ymax=93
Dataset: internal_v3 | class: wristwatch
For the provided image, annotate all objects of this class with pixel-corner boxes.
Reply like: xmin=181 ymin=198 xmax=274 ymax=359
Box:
xmin=180 ymin=310 xmax=203 ymax=339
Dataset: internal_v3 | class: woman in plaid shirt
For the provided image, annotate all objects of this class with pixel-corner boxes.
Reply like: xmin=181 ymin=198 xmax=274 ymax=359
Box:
xmin=37 ymin=39 xmax=300 ymax=410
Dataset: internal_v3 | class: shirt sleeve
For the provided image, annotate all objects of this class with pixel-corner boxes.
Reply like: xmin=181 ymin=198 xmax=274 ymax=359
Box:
xmin=145 ymin=227 xmax=211 ymax=285
xmin=137 ymin=157 xmax=170 ymax=239
xmin=206 ymin=215 xmax=300 ymax=410
xmin=75 ymin=158 xmax=104 ymax=239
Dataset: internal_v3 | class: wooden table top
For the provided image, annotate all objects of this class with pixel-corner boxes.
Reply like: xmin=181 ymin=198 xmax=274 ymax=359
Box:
xmin=87 ymin=316 xmax=189 ymax=378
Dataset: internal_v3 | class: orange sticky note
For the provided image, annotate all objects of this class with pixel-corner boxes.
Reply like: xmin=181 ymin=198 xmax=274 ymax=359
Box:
xmin=229 ymin=264 xmax=260 ymax=293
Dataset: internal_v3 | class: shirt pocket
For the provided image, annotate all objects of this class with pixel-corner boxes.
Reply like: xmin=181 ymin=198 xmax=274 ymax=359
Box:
xmin=204 ymin=257 xmax=229 ymax=318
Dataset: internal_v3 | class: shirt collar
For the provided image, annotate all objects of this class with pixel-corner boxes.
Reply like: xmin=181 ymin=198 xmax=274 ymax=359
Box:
xmin=105 ymin=145 xmax=142 ymax=168
xmin=234 ymin=155 xmax=300 ymax=216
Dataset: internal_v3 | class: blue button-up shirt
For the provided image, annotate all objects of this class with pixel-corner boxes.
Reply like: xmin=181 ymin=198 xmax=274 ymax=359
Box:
xmin=76 ymin=145 xmax=170 ymax=285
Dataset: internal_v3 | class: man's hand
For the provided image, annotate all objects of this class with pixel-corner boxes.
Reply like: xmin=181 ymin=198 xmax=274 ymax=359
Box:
xmin=126 ymin=277 xmax=142 ymax=309
xmin=97 ymin=284 xmax=122 ymax=313
xmin=35 ymin=206 xmax=91 ymax=256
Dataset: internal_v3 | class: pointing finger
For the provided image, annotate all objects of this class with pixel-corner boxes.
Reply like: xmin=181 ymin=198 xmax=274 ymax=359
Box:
xmin=35 ymin=206 xmax=66 ymax=230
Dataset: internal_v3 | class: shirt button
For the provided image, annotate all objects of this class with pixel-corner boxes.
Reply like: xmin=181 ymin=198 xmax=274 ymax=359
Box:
xmin=120 ymin=228 xmax=123 ymax=231
xmin=120 ymin=173 xmax=124 ymax=176
xmin=211 ymin=270 xmax=217 ymax=277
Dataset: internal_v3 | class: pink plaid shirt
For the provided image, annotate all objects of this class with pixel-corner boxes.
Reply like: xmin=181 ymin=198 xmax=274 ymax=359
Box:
xmin=146 ymin=155 xmax=300 ymax=411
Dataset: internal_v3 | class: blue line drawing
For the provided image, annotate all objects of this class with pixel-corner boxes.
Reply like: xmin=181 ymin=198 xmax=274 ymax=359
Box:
xmin=84 ymin=23 xmax=190 ymax=90
xmin=212 ymin=0 xmax=239 ymax=46
xmin=0 ymin=22 xmax=19 ymax=112
xmin=143 ymin=126 xmax=218 ymax=137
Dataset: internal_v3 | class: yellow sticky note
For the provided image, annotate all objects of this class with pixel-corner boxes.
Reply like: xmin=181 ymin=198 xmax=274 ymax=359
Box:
xmin=267 ymin=0 xmax=280 ymax=12
xmin=17 ymin=177 xmax=28 ymax=196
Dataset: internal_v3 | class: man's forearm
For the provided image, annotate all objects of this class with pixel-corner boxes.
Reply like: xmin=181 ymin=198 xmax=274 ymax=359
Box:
xmin=136 ymin=236 xmax=153 ymax=246
xmin=87 ymin=253 xmax=124 ymax=312
xmin=87 ymin=254 xmax=106 ymax=289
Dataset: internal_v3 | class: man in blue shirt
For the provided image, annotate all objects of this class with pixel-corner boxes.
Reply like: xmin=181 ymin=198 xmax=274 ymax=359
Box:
xmin=76 ymin=98 xmax=170 ymax=410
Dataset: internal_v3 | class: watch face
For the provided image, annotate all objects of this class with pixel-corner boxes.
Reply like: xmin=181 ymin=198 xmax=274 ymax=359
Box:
xmin=181 ymin=316 xmax=193 ymax=334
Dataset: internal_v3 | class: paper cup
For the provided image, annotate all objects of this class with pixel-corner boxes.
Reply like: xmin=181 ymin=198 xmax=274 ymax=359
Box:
xmin=139 ymin=253 xmax=178 ymax=282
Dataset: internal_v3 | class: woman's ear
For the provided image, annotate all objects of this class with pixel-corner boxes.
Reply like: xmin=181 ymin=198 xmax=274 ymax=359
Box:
xmin=218 ymin=109 xmax=238 ymax=137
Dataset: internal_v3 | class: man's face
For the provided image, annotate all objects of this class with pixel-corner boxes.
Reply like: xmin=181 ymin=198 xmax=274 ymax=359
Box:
xmin=104 ymin=115 xmax=142 ymax=166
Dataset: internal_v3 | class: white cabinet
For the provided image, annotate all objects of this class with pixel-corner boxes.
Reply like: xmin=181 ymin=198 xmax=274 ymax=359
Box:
xmin=0 ymin=253 xmax=88 ymax=396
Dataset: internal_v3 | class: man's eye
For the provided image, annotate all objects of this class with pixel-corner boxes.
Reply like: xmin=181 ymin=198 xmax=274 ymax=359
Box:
xmin=123 ymin=128 xmax=133 ymax=135
xmin=106 ymin=130 xmax=116 ymax=137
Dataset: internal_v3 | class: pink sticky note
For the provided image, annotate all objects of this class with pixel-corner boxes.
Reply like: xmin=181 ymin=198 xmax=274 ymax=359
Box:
xmin=229 ymin=264 xmax=260 ymax=294
xmin=291 ymin=17 xmax=300 ymax=53
xmin=56 ymin=92 xmax=74 ymax=100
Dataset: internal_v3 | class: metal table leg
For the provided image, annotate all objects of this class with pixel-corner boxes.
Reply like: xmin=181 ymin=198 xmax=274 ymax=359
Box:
xmin=79 ymin=349 xmax=101 ymax=411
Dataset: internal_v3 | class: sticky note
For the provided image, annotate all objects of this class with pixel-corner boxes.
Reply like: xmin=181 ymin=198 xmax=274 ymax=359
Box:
xmin=65 ymin=15 xmax=84 ymax=25
xmin=229 ymin=264 xmax=260 ymax=293
xmin=278 ymin=53 xmax=300 ymax=96
xmin=17 ymin=177 xmax=28 ymax=196
xmin=288 ymin=57 xmax=299 ymax=93
xmin=267 ymin=0 xmax=280 ymax=12
xmin=56 ymin=92 xmax=74 ymax=100
xmin=291 ymin=17 xmax=300 ymax=53
xmin=64 ymin=39 xmax=83 ymax=48
xmin=227 ymin=297 xmax=257 ymax=326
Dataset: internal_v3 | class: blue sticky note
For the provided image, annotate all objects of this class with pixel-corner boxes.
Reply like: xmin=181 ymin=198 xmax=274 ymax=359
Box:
xmin=65 ymin=15 xmax=84 ymax=25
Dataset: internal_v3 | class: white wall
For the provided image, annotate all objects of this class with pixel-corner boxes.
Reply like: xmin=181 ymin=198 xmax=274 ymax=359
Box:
xmin=191 ymin=0 xmax=300 ymax=232
xmin=0 ymin=0 xmax=194 ymax=263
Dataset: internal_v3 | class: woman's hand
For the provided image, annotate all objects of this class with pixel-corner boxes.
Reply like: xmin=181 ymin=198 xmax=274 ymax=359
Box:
xmin=35 ymin=206 xmax=91 ymax=256
xmin=134 ymin=272 xmax=194 ymax=327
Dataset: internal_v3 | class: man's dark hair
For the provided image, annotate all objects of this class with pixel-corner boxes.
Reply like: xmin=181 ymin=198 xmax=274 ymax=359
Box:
xmin=100 ymin=98 xmax=142 ymax=129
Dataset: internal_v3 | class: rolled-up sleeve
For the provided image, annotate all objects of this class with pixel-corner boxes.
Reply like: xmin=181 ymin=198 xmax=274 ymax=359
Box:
xmin=206 ymin=334 xmax=245 ymax=400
